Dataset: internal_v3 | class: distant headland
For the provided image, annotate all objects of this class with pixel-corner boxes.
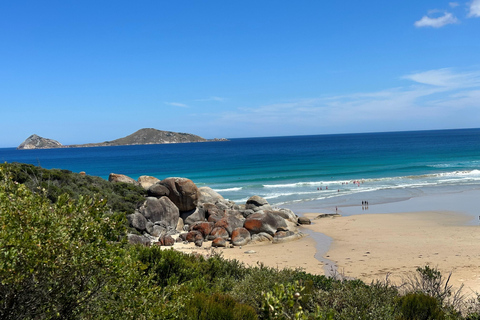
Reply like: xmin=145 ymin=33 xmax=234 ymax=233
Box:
xmin=17 ymin=128 xmax=228 ymax=150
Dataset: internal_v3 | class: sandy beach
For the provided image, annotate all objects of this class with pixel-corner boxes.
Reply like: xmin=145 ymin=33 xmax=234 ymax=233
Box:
xmin=171 ymin=190 xmax=480 ymax=295
xmin=171 ymin=232 xmax=324 ymax=274
xmin=303 ymin=210 xmax=480 ymax=294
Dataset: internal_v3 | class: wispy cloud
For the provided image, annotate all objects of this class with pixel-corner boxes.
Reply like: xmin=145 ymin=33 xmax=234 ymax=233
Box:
xmin=468 ymin=0 xmax=480 ymax=17
xmin=402 ymin=68 xmax=480 ymax=87
xmin=449 ymin=2 xmax=460 ymax=8
xmin=195 ymin=96 xmax=226 ymax=102
xmin=414 ymin=12 xmax=458 ymax=28
xmin=205 ymin=68 xmax=480 ymax=134
xmin=164 ymin=102 xmax=189 ymax=108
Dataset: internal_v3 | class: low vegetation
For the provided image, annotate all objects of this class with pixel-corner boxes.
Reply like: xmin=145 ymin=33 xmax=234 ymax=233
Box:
xmin=1 ymin=162 xmax=479 ymax=319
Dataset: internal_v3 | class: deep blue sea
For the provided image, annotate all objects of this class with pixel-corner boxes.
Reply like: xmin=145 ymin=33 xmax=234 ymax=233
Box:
xmin=2 ymin=128 xmax=480 ymax=213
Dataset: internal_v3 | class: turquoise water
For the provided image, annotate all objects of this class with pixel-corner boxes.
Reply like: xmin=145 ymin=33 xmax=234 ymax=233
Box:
xmin=2 ymin=128 xmax=480 ymax=211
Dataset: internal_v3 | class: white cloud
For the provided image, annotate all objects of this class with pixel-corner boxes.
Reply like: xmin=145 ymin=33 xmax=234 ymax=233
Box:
xmin=164 ymin=102 xmax=189 ymax=108
xmin=449 ymin=2 xmax=460 ymax=8
xmin=203 ymin=68 xmax=480 ymax=135
xmin=403 ymin=68 xmax=480 ymax=87
xmin=414 ymin=12 xmax=458 ymax=28
xmin=468 ymin=0 xmax=480 ymax=17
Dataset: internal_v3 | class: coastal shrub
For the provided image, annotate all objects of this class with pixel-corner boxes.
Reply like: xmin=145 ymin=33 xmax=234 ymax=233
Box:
xmin=397 ymin=292 xmax=445 ymax=320
xmin=0 ymin=162 xmax=146 ymax=215
xmin=463 ymin=293 xmax=480 ymax=320
xmin=403 ymin=265 xmax=465 ymax=313
xmin=137 ymin=246 xmax=205 ymax=287
xmin=202 ymin=251 xmax=247 ymax=281
xmin=313 ymin=279 xmax=400 ymax=319
xmin=291 ymin=271 xmax=337 ymax=291
xmin=184 ymin=293 xmax=258 ymax=320
xmin=137 ymin=246 xmax=249 ymax=294
xmin=229 ymin=264 xmax=299 ymax=314
xmin=261 ymin=281 xmax=311 ymax=320
xmin=0 ymin=168 xmax=139 ymax=319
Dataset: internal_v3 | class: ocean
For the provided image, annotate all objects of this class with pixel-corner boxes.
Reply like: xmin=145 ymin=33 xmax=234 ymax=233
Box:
xmin=1 ymin=128 xmax=480 ymax=215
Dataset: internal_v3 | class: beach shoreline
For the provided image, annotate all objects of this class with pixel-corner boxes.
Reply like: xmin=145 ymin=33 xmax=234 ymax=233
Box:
xmin=302 ymin=209 xmax=480 ymax=295
xmin=173 ymin=188 xmax=480 ymax=296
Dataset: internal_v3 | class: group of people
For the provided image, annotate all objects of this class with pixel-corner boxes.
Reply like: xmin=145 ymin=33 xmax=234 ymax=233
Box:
xmin=362 ymin=200 xmax=369 ymax=210
xmin=318 ymin=179 xmax=365 ymax=192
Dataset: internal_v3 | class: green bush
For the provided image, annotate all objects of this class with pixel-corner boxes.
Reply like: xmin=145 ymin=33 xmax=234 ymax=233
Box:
xmin=0 ymin=167 xmax=133 ymax=319
xmin=185 ymin=293 xmax=258 ymax=320
xmin=137 ymin=246 xmax=205 ymax=287
xmin=0 ymin=162 xmax=146 ymax=215
xmin=397 ymin=292 xmax=445 ymax=320
xmin=292 ymin=271 xmax=337 ymax=291
xmin=313 ymin=279 xmax=400 ymax=319
xmin=229 ymin=264 xmax=299 ymax=314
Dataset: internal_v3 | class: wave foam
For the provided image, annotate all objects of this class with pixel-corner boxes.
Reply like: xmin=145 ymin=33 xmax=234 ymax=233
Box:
xmin=213 ymin=187 xmax=243 ymax=192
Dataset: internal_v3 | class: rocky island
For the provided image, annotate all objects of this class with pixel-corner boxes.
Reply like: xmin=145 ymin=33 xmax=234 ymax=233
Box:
xmin=17 ymin=134 xmax=63 ymax=149
xmin=17 ymin=128 xmax=227 ymax=150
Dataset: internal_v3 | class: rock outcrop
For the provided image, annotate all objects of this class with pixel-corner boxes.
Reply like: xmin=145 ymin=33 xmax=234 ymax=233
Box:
xmin=157 ymin=177 xmax=199 ymax=212
xmin=118 ymin=173 xmax=305 ymax=248
xmin=17 ymin=134 xmax=63 ymax=150
xmin=138 ymin=175 xmax=160 ymax=190
xmin=109 ymin=173 xmax=140 ymax=185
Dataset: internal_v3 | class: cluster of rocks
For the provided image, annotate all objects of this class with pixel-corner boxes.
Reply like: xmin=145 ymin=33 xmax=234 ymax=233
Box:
xmin=108 ymin=173 xmax=310 ymax=248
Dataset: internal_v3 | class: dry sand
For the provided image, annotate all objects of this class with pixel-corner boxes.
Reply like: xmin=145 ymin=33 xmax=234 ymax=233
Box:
xmin=303 ymin=210 xmax=480 ymax=295
xmin=171 ymin=233 xmax=324 ymax=274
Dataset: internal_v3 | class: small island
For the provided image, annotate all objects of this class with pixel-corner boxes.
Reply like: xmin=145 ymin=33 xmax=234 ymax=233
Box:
xmin=17 ymin=128 xmax=228 ymax=150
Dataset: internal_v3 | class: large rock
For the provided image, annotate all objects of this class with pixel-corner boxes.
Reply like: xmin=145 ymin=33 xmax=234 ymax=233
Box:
xmin=176 ymin=218 xmax=184 ymax=232
xmin=244 ymin=211 xmax=287 ymax=236
xmin=158 ymin=235 xmax=175 ymax=246
xmin=139 ymin=196 xmax=179 ymax=228
xmin=186 ymin=230 xmax=204 ymax=242
xmin=231 ymin=227 xmax=251 ymax=246
xmin=207 ymin=214 xmax=225 ymax=223
xmin=181 ymin=207 xmax=206 ymax=225
xmin=297 ymin=217 xmax=311 ymax=225
xmin=214 ymin=215 xmax=244 ymax=236
xmin=207 ymin=227 xmax=229 ymax=241
xmin=147 ymin=183 xmax=170 ymax=198
xmin=127 ymin=234 xmax=151 ymax=246
xmin=159 ymin=177 xmax=199 ymax=212
xmin=150 ymin=224 xmax=165 ymax=237
xmin=198 ymin=186 xmax=225 ymax=204
xmin=202 ymin=203 xmax=223 ymax=217
xmin=239 ymin=209 xmax=255 ymax=218
xmin=127 ymin=211 xmax=147 ymax=231
xmin=191 ymin=222 xmax=214 ymax=238
xmin=138 ymin=175 xmax=161 ymax=190
xmin=251 ymin=232 xmax=274 ymax=243
xmin=212 ymin=237 xmax=227 ymax=247
xmin=149 ymin=221 xmax=178 ymax=238
xmin=245 ymin=195 xmax=272 ymax=212
xmin=108 ymin=173 xmax=139 ymax=185
xmin=268 ymin=208 xmax=297 ymax=223
xmin=273 ymin=232 xmax=305 ymax=244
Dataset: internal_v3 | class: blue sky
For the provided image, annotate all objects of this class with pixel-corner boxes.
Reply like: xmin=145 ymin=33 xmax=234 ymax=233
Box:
xmin=1 ymin=1 xmax=479 ymax=147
